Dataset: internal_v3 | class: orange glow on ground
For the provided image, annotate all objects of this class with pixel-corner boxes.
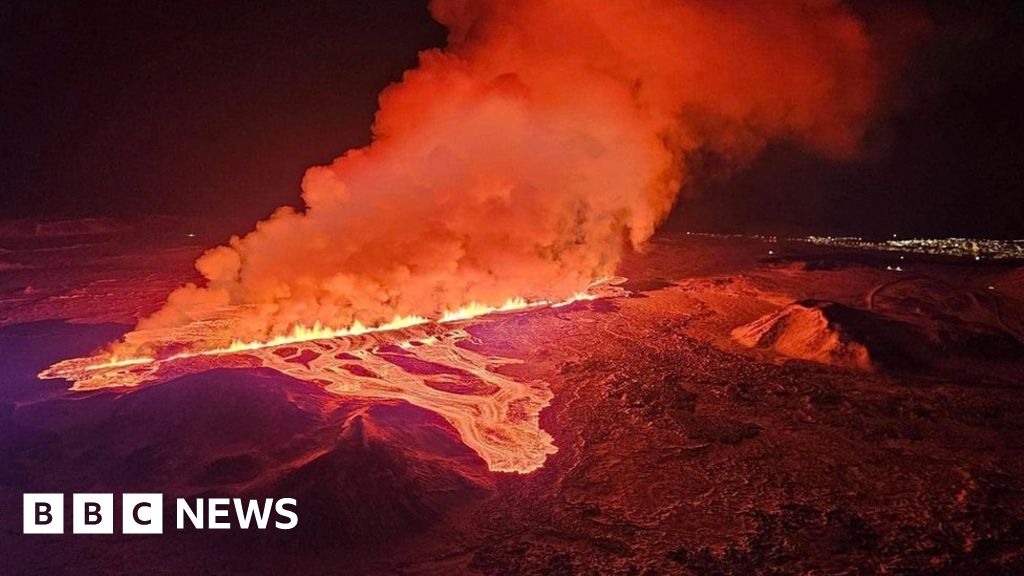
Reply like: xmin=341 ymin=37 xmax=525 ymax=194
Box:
xmin=38 ymin=278 xmax=624 ymax=473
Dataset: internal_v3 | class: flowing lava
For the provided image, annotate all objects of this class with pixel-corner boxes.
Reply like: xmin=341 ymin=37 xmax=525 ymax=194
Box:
xmin=40 ymin=279 xmax=625 ymax=473
xmin=37 ymin=0 xmax=895 ymax=471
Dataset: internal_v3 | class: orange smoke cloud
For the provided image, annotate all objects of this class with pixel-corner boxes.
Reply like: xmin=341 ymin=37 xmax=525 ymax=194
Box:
xmin=120 ymin=0 xmax=883 ymax=356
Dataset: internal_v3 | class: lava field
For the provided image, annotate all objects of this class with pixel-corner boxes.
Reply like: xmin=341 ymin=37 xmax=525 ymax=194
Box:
xmin=2 ymin=224 xmax=1023 ymax=574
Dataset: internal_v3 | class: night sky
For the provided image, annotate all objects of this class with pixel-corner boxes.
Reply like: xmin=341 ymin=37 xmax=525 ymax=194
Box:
xmin=1 ymin=0 xmax=1021 ymax=238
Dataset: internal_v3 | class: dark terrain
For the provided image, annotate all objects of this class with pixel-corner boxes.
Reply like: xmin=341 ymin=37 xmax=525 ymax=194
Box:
xmin=1 ymin=220 xmax=1023 ymax=574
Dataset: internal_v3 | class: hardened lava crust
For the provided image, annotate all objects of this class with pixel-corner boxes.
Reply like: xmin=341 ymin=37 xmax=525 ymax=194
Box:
xmin=1 ymin=222 xmax=1023 ymax=575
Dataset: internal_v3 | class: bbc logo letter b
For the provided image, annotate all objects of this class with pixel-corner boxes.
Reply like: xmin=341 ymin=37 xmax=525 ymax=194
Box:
xmin=24 ymin=494 xmax=64 ymax=534
xmin=73 ymin=493 xmax=114 ymax=534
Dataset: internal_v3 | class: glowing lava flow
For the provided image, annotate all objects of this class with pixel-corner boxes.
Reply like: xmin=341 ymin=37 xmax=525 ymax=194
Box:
xmin=221 ymin=313 xmax=430 ymax=355
xmin=251 ymin=328 xmax=557 ymax=473
xmin=72 ymin=287 xmax=602 ymax=372
xmin=38 ymin=279 xmax=624 ymax=473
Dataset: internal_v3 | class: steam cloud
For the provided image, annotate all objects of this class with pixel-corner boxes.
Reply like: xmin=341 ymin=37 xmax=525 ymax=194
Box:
xmin=120 ymin=0 xmax=885 ymax=356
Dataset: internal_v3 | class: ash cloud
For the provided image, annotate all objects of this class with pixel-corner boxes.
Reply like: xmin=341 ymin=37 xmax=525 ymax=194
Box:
xmin=123 ymin=0 xmax=889 ymax=355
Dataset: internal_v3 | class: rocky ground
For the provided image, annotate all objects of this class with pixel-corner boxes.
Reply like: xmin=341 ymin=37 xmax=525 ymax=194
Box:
xmin=1 ymin=222 xmax=1023 ymax=574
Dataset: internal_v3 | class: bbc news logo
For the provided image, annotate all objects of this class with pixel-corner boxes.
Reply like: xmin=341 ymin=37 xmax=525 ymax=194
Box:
xmin=23 ymin=494 xmax=297 ymax=534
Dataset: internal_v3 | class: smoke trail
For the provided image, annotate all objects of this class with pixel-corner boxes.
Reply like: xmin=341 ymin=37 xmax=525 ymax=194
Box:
xmin=119 ymin=0 xmax=884 ymax=356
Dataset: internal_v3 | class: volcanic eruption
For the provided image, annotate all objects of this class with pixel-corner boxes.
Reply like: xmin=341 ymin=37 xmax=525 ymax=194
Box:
xmin=99 ymin=0 xmax=881 ymax=359
xmin=11 ymin=1 xmax=1024 ymax=573
xmin=42 ymin=0 xmax=888 ymax=471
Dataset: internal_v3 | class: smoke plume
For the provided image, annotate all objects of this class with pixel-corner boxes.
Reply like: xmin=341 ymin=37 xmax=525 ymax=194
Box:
xmin=120 ymin=0 xmax=884 ymax=356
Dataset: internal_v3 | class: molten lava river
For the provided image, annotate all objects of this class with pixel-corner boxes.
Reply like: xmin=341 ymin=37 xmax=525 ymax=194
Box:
xmin=39 ymin=280 xmax=627 ymax=473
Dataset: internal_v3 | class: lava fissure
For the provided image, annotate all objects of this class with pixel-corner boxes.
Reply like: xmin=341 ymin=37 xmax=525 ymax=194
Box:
xmin=38 ymin=280 xmax=627 ymax=473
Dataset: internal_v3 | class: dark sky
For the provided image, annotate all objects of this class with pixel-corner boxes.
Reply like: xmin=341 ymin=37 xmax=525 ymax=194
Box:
xmin=1 ymin=0 xmax=1021 ymax=238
